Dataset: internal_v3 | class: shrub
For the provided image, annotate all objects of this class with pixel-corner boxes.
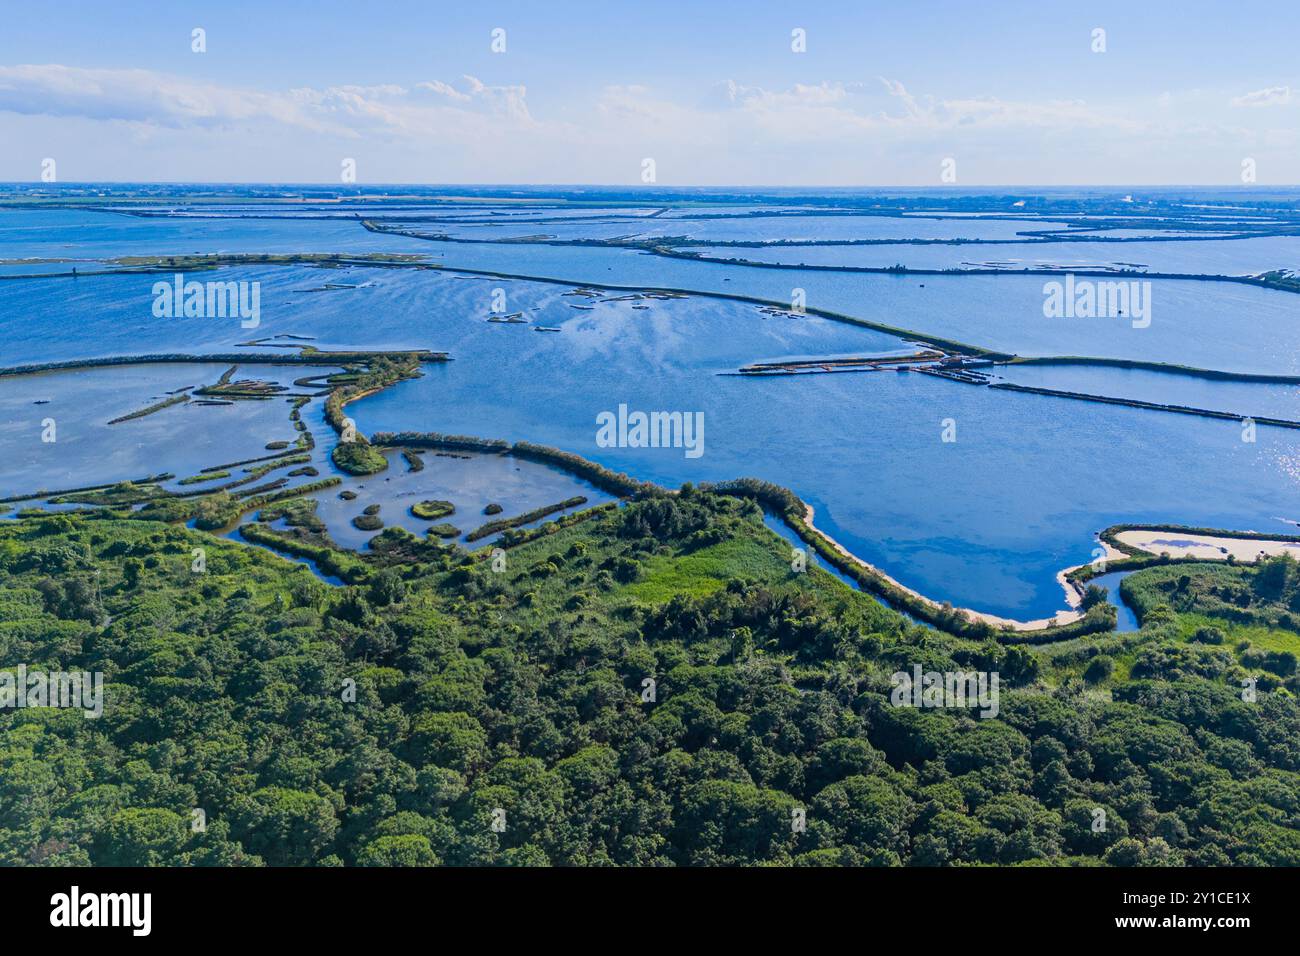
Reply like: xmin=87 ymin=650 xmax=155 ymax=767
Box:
xmin=333 ymin=442 xmax=388 ymax=476
xmin=1083 ymin=655 xmax=1115 ymax=684
xmin=412 ymin=500 xmax=455 ymax=520
xmin=1190 ymin=626 xmax=1225 ymax=645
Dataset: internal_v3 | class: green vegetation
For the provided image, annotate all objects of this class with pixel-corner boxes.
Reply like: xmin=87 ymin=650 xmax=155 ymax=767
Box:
xmin=48 ymin=481 xmax=165 ymax=508
xmin=0 ymin=349 xmax=445 ymax=382
xmin=1257 ymin=269 xmax=1300 ymax=294
xmin=411 ymin=500 xmax=455 ymax=521
xmin=427 ymin=523 xmax=461 ymax=539
xmin=709 ymin=477 xmax=1115 ymax=643
xmin=464 ymin=496 xmax=588 ymax=543
xmin=1 ymin=351 xmax=436 ymax=549
xmin=1064 ymin=526 xmax=1300 ymax=609
xmin=178 ymin=471 xmax=230 ymax=486
xmin=106 ymin=393 xmax=189 ymax=425
xmin=257 ymin=497 xmax=325 ymax=533
xmin=372 ymin=432 xmax=510 ymax=454
xmin=511 ymin=443 xmax=656 ymax=497
xmin=332 ymin=442 xmax=388 ymax=476
xmin=0 ymin=473 xmax=176 ymax=507
xmin=180 ymin=478 xmax=342 ymax=531
xmin=322 ymin=354 xmax=435 ymax=477
xmin=235 ymin=525 xmax=366 ymax=583
xmin=481 ymin=503 xmax=618 ymax=552
xmin=1122 ymin=556 xmax=1300 ymax=644
xmin=352 ymin=512 xmax=384 ymax=532
xmin=2 ymin=491 xmax=1298 ymax=866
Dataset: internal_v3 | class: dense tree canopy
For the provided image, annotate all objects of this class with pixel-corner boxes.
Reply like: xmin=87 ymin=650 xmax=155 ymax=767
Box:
xmin=1 ymin=493 xmax=1298 ymax=866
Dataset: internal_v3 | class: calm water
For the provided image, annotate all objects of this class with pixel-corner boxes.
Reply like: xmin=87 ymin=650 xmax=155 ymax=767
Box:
xmin=7 ymin=257 xmax=1300 ymax=377
xmin=0 ymin=363 xmax=307 ymax=498
xmin=687 ymin=235 xmax=1300 ymax=276
xmin=993 ymin=364 xmax=1300 ymax=421
xmin=388 ymin=240 xmax=1300 ymax=376
xmin=232 ymin=445 xmax=615 ymax=552
xmin=3 ymin=202 xmax=1299 ymax=621
xmin=351 ymin=323 xmax=1300 ymax=619
xmin=0 ymin=208 xmax=433 ymax=260
xmin=1086 ymin=570 xmax=1141 ymax=632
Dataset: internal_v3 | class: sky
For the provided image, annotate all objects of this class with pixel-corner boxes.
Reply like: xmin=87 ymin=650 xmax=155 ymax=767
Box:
xmin=0 ymin=0 xmax=1297 ymax=186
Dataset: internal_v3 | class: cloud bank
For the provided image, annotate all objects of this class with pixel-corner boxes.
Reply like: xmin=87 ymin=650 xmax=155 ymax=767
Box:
xmin=1 ymin=64 xmax=1295 ymax=184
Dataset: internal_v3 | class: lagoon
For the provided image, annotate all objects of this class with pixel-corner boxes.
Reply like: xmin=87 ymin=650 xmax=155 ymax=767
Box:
xmin=3 ymin=198 xmax=1299 ymax=622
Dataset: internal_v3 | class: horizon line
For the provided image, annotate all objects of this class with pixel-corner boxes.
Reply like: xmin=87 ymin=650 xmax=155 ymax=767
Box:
xmin=4 ymin=181 xmax=1299 ymax=191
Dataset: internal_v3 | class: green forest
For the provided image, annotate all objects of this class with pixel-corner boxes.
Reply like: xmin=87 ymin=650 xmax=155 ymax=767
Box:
xmin=1 ymin=488 xmax=1298 ymax=866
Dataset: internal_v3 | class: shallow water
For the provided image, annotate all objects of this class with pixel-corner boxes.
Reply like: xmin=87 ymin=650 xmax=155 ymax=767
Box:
xmin=394 ymin=239 xmax=1300 ymax=376
xmin=346 ymin=296 xmax=1300 ymax=619
xmin=0 ymin=208 xmax=434 ymax=260
xmin=992 ymin=364 xmax=1300 ymax=421
xmin=1086 ymin=570 xmax=1141 ymax=632
xmin=3 ymin=201 xmax=1299 ymax=623
xmin=258 ymin=446 xmax=616 ymax=552
xmin=686 ymin=235 xmax=1300 ymax=276
xmin=9 ymin=254 xmax=1300 ymax=378
xmin=0 ymin=363 xmax=304 ymax=498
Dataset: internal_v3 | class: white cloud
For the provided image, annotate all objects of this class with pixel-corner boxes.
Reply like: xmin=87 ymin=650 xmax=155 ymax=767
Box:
xmin=0 ymin=64 xmax=534 ymax=138
xmin=623 ymin=76 xmax=1142 ymax=142
xmin=1230 ymin=85 xmax=1292 ymax=108
xmin=879 ymin=77 xmax=924 ymax=119
xmin=1 ymin=64 xmax=1297 ymax=184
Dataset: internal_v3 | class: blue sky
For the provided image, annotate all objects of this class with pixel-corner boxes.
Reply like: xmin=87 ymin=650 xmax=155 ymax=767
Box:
xmin=1 ymin=0 xmax=1297 ymax=185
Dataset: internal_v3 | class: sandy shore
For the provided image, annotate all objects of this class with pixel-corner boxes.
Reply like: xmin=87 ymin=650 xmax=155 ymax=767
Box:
xmin=1115 ymin=529 xmax=1300 ymax=562
xmin=783 ymin=508 xmax=1300 ymax=634
xmin=1055 ymin=538 xmax=1129 ymax=606
xmin=800 ymin=504 xmax=1082 ymax=632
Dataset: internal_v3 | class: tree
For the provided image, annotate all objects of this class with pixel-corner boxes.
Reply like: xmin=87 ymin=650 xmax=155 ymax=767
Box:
xmin=408 ymin=712 xmax=488 ymax=773
xmin=229 ymin=788 xmax=339 ymax=866
xmin=356 ymin=835 xmax=439 ymax=866
xmin=1084 ymin=655 xmax=1115 ymax=684
xmin=812 ymin=775 xmax=912 ymax=855
xmin=367 ymin=568 xmax=407 ymax=607
xmin=1080 ymin=584 xmax=1108 ymax=612
xmin=95 ymin=809 xmax=188 ymax=866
